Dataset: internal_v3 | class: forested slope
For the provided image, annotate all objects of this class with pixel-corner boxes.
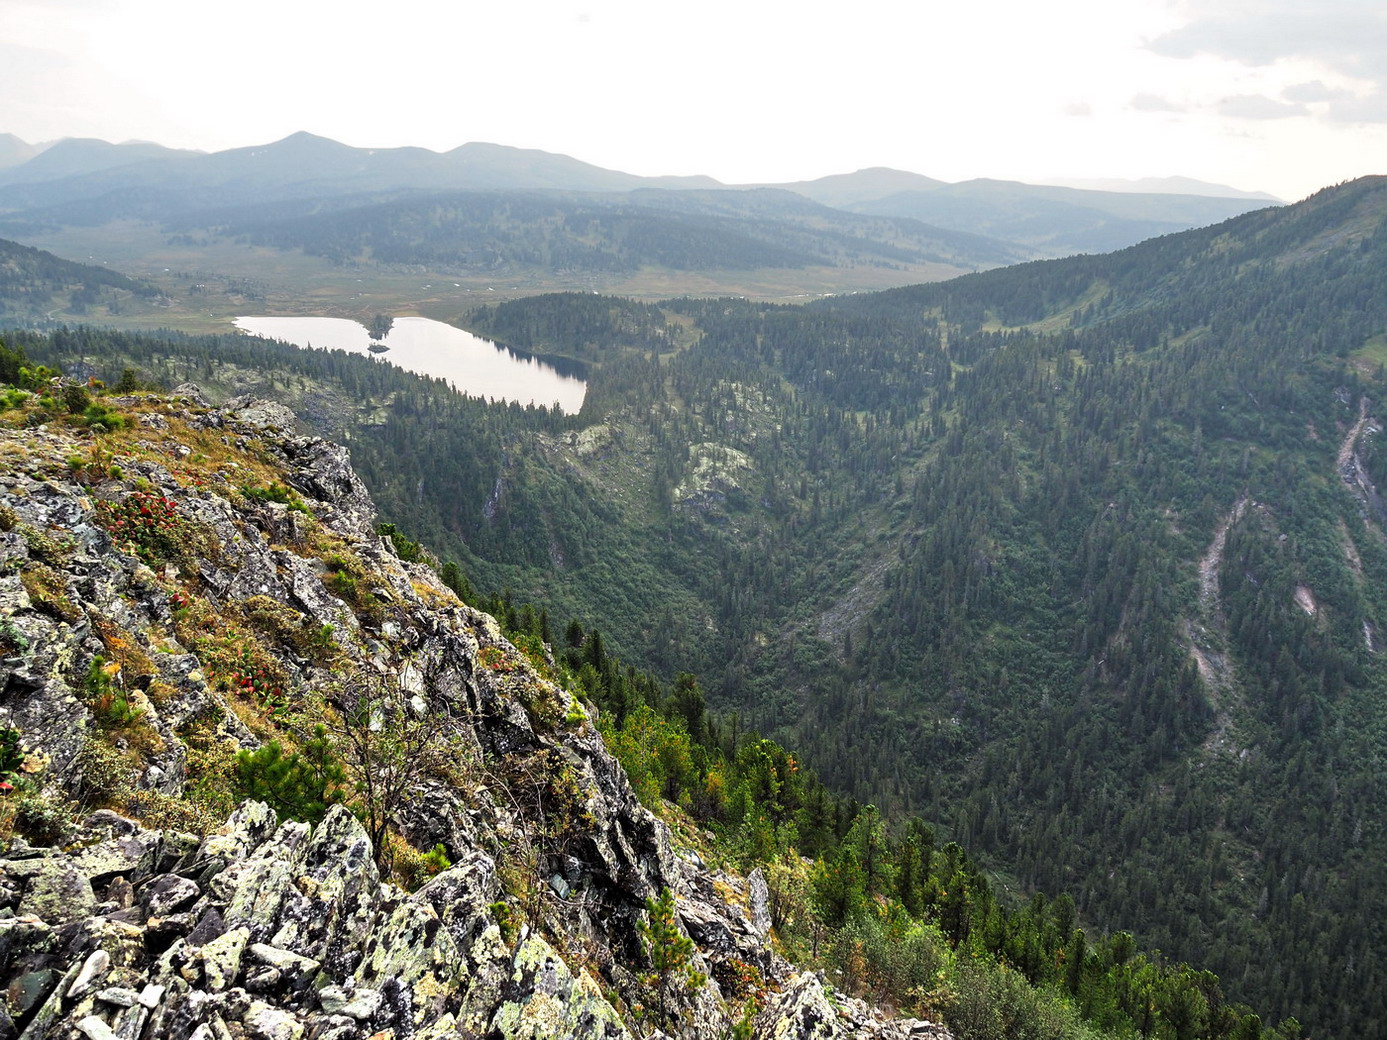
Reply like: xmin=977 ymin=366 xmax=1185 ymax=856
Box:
xmin=0 ymin=236 xmax=158 ymax=320
xmin=158 ymin=188 xmax=1023 ymax=275
xmin=460 ymin=176 xmax=1387 ymax=1037
xmin=0 ymin=341 xmax=1298 ymax=1040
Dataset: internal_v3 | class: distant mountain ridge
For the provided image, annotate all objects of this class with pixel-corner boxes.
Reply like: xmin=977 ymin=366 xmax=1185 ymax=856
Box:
xmin=0 ymin=131 xmax=722 ymax=213
xmin=0 ymin=137 xmax=200 ymax=188
xmin=770 ymin=172 xmax=1278 ymax=256
xmin=1039 ymin=174 xmax=1281 ymax=201
xmin=0 ymin=131 xmax=1278 ymax=263
xmin=0 ymin=134 xmax=39 ymax=170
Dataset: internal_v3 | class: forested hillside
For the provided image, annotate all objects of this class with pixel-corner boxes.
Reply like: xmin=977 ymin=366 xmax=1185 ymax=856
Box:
xmin=0 ymin=236 xmax=158 ymax=321
xmin=0 ymin=341 xmax=1299 ymax=1040
xmin=13 ymin=175 xmax=1387 ymax=1038
xmin=158 ymin=187 xmax=1021 ymax=276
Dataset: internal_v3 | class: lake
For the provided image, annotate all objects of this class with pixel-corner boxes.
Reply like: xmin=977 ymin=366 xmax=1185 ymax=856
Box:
xmin=233 ymin=315 xmax=587 ymax=414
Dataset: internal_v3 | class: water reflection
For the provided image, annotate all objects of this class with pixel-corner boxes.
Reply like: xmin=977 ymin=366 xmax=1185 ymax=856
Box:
xmin=233 ymin=315 xmax=586 ymax=414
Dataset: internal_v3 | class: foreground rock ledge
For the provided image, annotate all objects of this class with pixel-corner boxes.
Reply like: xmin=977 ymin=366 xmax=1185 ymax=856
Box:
xmin=0 ymin=802 xmax=951 ymax=1040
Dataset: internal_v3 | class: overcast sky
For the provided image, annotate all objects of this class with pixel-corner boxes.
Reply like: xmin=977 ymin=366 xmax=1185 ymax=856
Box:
xmin=3 ymin=0 xmax=1385 ymax=201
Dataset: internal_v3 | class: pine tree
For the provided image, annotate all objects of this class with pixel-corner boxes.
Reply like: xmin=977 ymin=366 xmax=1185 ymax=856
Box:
xmin=638 ymin=887 xmax=706 ymax=1025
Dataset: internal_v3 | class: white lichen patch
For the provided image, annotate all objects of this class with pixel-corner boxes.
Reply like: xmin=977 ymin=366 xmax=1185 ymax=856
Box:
xmin=568 ymin=424 xmax=612 ymax=457
xmin=672 ymin=443 xmax=753 ymax=504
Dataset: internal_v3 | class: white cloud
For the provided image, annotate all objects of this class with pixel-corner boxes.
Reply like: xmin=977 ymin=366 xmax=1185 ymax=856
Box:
xmin=1149 ymin=1 xmax=1387 ymax=120
xmin=1327 ymin=93 xmax=1387 ymax=123
xmin=1217 ymin=94 xmax=1309 ymax=120
xmin=1284 ymin=80 xmax=1351 ymax=104
xmin=1130 ymin=93 xmax=1186 ymax=113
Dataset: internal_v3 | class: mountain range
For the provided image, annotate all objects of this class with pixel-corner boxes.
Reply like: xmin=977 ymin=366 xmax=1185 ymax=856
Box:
xmin=0 ymin=132 xmax=1277 ymax=275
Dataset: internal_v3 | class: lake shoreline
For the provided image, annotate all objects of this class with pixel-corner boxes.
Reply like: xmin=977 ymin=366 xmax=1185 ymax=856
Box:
xmin=233 ymin=315 xmax=587 ymax=414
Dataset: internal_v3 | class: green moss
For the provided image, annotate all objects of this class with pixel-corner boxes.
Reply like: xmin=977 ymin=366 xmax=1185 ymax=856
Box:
xmin=19 ymin=563 xmax=81 ymax=623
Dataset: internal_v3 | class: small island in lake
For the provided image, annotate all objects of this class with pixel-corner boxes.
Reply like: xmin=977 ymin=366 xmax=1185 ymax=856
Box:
xmin=365 ymin=312 xmax=394 ymax=351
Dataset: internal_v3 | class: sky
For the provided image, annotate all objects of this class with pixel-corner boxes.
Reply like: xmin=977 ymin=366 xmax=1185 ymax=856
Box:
xmin=3 ymin=0 xmax=1385 ymax=202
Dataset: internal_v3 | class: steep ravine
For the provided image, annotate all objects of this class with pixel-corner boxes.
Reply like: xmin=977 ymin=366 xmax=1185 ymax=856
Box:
xmin=1189 ymin=494 xmax=1247 ymax=757
xmin=0 ymin=389 xmax=949 ymax=1040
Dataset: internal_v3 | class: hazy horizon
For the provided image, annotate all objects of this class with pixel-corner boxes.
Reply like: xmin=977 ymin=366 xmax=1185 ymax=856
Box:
xmin=0 ymin=127 xmax=1293 ymax=204
xmin=4 ymin=0 xmax=1385 ymax=203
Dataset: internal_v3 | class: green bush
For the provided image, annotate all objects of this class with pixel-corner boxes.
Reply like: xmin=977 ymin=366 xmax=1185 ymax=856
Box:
xmin=243 ymin=481 xmax=310 ymax=513
xmin=234 ymin=726 xmax=347 ymax=824
xmin=377 ymin=522 xmax=424 ymax=562
xmin=81 ymin=401 xmax=125 ymax=431
xmin=87 ymin=657 xmax=144 ymax=728
xmin=946 ymin=959 xmax=1097 ymax=1040
xmin=827 ymin=912 xmax=948 ymax=1007
xmin=13 ymin=791 xmax=77 ymax=845
xmin=0 ymin=728 xmax=25 ymax=783
xmin=62 ymin=384 xmax=91 ymax=415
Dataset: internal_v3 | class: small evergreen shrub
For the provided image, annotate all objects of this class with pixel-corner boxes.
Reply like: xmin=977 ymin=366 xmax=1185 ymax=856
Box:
xmin=233 ymin=726 xmax=347 ymax=824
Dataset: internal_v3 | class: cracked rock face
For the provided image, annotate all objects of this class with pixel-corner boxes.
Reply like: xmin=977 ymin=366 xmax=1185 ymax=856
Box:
xmin=0 ymin=393 xmax=952 ymax=1040
xmin=0 ymin=804 xmax=951 ymax=1040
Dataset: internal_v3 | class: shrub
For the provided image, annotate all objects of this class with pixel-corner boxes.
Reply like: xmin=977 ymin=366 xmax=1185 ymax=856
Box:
xmin=234 ymin=726 xmax=348 ymax=824
xmin=0 ymin=728 xmax=23 ymax=781
xmin=81 ymin=401 xmax=125 ymax=431
xmin=87 ymin=656 xmax=144 ymax=729
xmin=330 ymin=668 xmax=445 ymax=873
xmin=13 ymin=791 xmax=77 ymax=845
xmin=827 ymin=912 xmax=948 ymax=1010
xmin=20 ymin=563 xmax=81 ymax=623
xmin=393 ymin=841 xmax=452 ymax=890
xmin=377 ymin=522 xmax=429 ymax=564
xmin=18 ymin=364 xmax=60 ymax=390
xmin=488 ymin=900 xmax=518 ymax=943
xmin=639 ymin=887 xmax=707 ymax=1024
xmin=62 ymin=384 xmax=92 ymax=415
xmin=122 ymin=789 xmax=222 ymax=834
xmin=74 ymin=738 xmax=134 ymax=807
xmin=94 ymin=491 xmax=190 ymax=566
xmin=0 ymin=621 xmax=28 ymax=656
xmin=242 ymin=481 xmax=310 ymax=513
xmin=477 ymin=645 xmax=518 ymax=672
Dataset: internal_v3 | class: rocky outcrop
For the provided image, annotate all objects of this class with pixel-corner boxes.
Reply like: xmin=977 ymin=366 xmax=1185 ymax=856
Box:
xmin=0 ymin=802 xmax=949 ymax=1040
xmin=0 ymin=390 xmax=951 ymax=1039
